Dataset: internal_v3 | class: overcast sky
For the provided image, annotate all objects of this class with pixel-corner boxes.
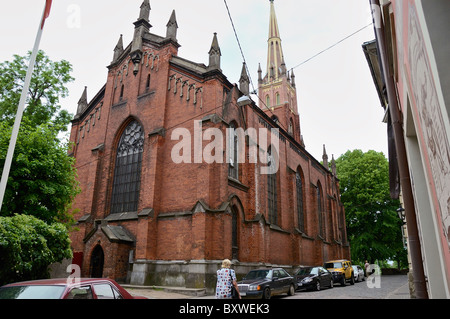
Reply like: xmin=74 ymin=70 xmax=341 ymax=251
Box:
xmin=0 ymin=0 xmax=387 ymax=161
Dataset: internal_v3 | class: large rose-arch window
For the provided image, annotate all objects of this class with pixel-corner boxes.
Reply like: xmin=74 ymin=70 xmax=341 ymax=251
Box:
xmin=110 ymin=120 xmax=144 ymax=214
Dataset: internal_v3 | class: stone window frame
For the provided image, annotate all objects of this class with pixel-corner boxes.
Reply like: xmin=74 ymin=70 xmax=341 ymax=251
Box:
xmin=110 ymin=120 xmax=144 ymax=215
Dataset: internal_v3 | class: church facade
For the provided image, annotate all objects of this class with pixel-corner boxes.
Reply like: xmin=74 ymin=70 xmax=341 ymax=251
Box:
xmin=68 ymin=0 xmax=350 ymax=292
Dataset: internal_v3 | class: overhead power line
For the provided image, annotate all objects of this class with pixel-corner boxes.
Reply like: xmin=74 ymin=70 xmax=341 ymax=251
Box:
xmin=291 ymin=23 xmax=373 ymax=71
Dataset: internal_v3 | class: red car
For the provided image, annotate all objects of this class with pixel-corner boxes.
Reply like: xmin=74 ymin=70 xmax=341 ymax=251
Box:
xmin=0 ymin=278 xmax=145 ymax=299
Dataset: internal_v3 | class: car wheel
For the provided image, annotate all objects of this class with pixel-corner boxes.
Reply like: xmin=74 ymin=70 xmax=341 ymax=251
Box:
xmin=315 ymin=280 xmax=321 ymax=291
xmin=288 ymin=284 xmax=295 ymax=296
xmin=262 ymin=287 xmax=271 ymax=299
xmin=350 ymin=274 xmax=355 ymax=285
xmin=341 ymin=277 xmax=346 ymax=286
xmin=329 ymin=279 xmax=334 ymax=289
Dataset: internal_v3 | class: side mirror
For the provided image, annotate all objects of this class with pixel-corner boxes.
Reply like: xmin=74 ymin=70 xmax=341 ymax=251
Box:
xmin=272 ymin=277 xmax=279 ymax=281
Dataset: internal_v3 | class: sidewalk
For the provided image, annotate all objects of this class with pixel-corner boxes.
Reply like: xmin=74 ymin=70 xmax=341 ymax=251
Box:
xmin=123 ymin=285 xmax=209 ymax=299
xmin=385 ymin=280 xmax=411 ymax=299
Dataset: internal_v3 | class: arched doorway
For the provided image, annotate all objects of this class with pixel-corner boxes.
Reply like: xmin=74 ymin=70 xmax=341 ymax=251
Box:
xmin=228 ymin=195 xmax=244 ymax=261
xmin=90 ymin=245 xmax=104 ymax=278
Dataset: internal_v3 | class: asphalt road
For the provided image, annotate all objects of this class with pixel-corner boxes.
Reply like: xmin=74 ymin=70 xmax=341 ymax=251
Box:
xmin=286 ymin=275 xmax=410 ymax=299
xmin=126 ymin=275 xmax=410 ymax=299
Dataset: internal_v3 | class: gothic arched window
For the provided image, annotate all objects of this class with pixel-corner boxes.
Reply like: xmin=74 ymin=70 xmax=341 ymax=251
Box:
xmin=288 ymin=118 xmax=294 ymax=136
xmin=296 ymin=169 xmax=305 ymax=232
xmin=267 ymin=146 xmax=278 ymax=225
xmin=110 ymin=120 xmax=144 ymax=214
xmin=228 ymin=122 xmax=239 ymax=180
xmin=317 ymin=181 xmax=324 ymax=238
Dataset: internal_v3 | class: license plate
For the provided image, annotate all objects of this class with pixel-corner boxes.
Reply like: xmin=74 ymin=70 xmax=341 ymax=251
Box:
xmin=240 ymin=292 xmax=246 ymax=296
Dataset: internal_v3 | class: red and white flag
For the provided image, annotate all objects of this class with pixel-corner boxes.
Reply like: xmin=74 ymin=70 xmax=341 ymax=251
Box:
xmin=41 ymin=0 xmax=52 ymax=29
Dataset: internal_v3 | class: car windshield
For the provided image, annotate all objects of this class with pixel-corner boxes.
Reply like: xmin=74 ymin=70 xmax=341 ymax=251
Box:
xmin=0 ymin=285 xmax=66 ymax=299
xmin=244 ymin=270 xmax=271 ymax=280
xmin=324 ymin=262 xmax=342 ymax=268
xmin=296 ymin=268 xmax=318 ymax=275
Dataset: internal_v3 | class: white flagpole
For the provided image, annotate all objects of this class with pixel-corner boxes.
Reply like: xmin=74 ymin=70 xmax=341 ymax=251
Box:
xmin=0 ymin=5 xmax=48 ymax=212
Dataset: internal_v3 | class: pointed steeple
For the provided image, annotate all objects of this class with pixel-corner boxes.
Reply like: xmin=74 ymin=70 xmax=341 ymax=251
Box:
xmin=239 ymin=63 xmax=250 ymax=96
xmin=208 ymin=32 xmax=221 ymax=71
xmin=138 ymin=0 xmax=151 ymax=22
xmin=131 ymin=0 xmax=152 ymax=76
xmin=75 ymin=86 xmax=88 ymax=119
xmin=258 ymin=0 xmax=301 ymax=143
xmin=112 ymin=34 xmax=124 ymax=64
xmin=331 ymin=155 xmax=337 ymax=176
xmin=266 ymin=0 xmax=284 ymax=80
xmin=166 ymin=10 xmax=178 ymax=41
xmin=290 ymin=68 xmax=296 ymax=87
xmin=322 ymin=145 xmax=329 ymax=169
xmin=258 ymin=63 xmax=263 ymax=84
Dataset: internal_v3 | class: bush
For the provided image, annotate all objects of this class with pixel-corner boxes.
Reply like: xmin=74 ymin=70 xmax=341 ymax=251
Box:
xmin=0 ymin=214 xmax=72 ymax=286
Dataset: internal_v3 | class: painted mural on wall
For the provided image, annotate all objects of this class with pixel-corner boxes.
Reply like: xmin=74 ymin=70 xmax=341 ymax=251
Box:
xmin=407 ymin=4 xmax=450 ymax=250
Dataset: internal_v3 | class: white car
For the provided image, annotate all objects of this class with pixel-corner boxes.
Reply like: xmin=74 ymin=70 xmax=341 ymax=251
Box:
xmin=352 ymin=265 xmax=365 ymax=282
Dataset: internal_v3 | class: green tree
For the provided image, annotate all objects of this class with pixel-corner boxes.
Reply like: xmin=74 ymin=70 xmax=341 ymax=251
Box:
xmin=0 ymin=214 xmax=72 ymax=286
xmin=0 ymin=50 xmax=78 ymax=225
xmin=0 ymin=50 xmax=74 ymax=133
xmin=0 ymin=51 xmax=79 ymax=283
xmin=0 ymin=119 xmax=79 ymax=227
xmin=335 ymin=150 xmax=407 ymax=268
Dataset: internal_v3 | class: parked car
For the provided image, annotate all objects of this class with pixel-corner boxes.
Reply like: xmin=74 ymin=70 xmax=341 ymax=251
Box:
xmin=324 ymin=259 xmax=355 ymax=286
xmin=295 ymin=266 xmax=334 ymax=291
xmin=352 ymin=265 xmax=365 ymax=282
xmin=237 ymin=268 xmax=296 ymax=299
xmin=0 ymin=278 xmax=146 ymax=299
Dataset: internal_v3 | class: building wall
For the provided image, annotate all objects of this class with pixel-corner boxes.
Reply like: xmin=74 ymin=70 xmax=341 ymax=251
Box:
xmin=386 ymin=0 xmax=450 ymax=297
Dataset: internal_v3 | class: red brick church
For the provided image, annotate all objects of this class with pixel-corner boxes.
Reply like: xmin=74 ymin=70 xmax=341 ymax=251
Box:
xmin=68 ymin=0 xmax=350 ymax=292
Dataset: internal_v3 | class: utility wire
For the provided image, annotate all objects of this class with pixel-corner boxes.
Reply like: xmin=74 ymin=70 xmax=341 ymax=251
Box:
xmin=291 ymin=23 xmax=373 ymax=71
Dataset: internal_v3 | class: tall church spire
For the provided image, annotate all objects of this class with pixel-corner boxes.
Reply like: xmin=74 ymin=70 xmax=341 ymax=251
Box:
xmin=258 ymin=0 xmax=301 ymax=144
xmin=266 ymin=0 xmax=284 ymax=80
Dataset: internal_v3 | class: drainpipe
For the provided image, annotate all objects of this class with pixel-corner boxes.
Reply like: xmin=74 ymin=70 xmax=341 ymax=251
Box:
xmin=369 ymin=0 xmax=429 ymax=299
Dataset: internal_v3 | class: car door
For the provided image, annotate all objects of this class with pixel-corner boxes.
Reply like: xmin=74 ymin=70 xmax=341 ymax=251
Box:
xmin=318 ymin=267 xmax=329 ymax=287
xmin=65 ymin=286 xmax=94 ymax=299
xmin=344 ymin=261 xmax=352 ymax=279
xmin=93 ymin=283 xmax=123 ymax=299
xmin=277 ymin=269 xmax=291 ymax=293
xmin=271 ymin=270 xmax=281 ymax=295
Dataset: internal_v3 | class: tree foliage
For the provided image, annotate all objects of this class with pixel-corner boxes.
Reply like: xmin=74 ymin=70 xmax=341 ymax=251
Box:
xmin=0 ymin=50 xmax=74 ymax=133
xmin=335 ymin=150 xmax=407 ymax=267
xmin=0 ymin=51 xmax=78 ymax=283
xmin=0 ymin=214 xmax=72 ymax=286
xmin=0 ymin=120 xmax=80 ymax=226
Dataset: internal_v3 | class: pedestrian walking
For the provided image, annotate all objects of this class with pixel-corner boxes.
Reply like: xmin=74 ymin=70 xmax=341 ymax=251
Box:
xmin=215 ymin=259 xmax=241 ymax=299
xmin=364 ymin=260 xmax=370 ymax=277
